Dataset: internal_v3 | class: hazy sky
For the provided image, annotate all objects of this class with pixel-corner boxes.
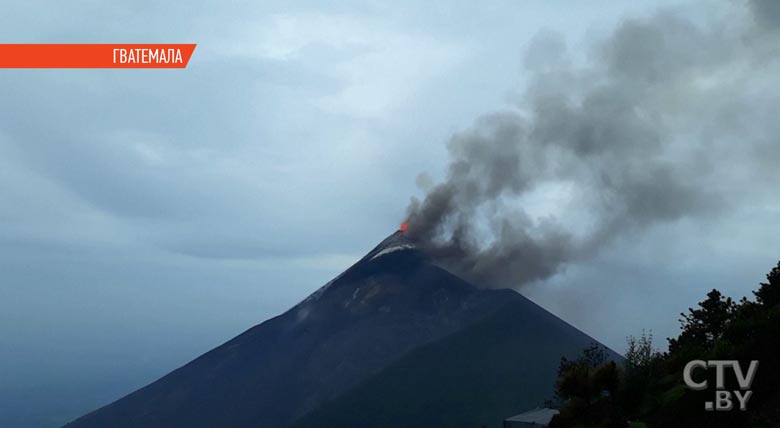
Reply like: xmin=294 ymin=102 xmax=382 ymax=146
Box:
xmin=1 ymin=1 xmax=778 ymax=427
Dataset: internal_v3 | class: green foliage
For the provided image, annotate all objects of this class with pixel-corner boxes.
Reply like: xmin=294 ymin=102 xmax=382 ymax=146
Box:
xmin=625 ymin=331 xmax=658 ymax=372
xmin=551 ymin=259 xmax=780 ymax=428
xmin=620 ymin=331 xmax=663 ymax=419
xmin=550 ymin=344 xmax=626 ymax=428
xmin=667 ymin=289 xmax=735 ymax=356
xmin=754 ymin=261 xmax=780 ymax=307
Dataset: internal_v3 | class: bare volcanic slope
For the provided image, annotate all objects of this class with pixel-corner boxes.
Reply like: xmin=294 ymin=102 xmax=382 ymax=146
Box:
xmin=294 ymin=297 xmax=615 ymax=428
xmin=64 ymin=230 xmax=618 ymax=428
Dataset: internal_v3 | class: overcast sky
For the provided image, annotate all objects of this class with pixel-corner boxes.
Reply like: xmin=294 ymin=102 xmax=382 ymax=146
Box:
xmin=1 ymin=1 xmax=778 ymax=427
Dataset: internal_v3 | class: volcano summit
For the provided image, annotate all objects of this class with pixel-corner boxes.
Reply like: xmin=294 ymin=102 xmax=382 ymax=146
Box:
xmin=64 ymin=229 xmax=619 ymax=428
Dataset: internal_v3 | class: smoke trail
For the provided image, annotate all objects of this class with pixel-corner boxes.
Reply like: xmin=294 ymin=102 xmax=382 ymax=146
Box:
xmin=406 ymin=1 xmax=780 ymax=288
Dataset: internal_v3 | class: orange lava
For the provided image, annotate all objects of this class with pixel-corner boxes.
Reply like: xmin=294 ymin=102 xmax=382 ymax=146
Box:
xmin=399 ymin=222 xmax=408 ymax=232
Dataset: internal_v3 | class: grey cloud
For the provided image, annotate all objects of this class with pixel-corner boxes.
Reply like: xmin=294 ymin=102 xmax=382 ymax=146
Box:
xmin=749 ymin=0 xmax=780 ymax=31
xmin=406 ymin=1 xmax=778 ymax=288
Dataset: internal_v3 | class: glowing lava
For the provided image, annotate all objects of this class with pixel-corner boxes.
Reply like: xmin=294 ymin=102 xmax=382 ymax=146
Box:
xmin=399 ymin=222 xmax=408 ymax=232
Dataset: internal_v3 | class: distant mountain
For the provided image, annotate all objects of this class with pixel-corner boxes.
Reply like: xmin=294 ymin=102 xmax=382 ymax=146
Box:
xmin=64 ymin=230 xmax=619 ymax=428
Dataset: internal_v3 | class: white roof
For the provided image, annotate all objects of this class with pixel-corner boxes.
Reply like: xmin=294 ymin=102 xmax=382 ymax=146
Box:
xmin=505 ymin=408 xmax=559 ymax=425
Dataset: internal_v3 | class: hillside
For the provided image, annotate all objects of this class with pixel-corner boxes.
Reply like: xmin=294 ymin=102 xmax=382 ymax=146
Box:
xmin=294 ymin=296 xmax=618 ymax=428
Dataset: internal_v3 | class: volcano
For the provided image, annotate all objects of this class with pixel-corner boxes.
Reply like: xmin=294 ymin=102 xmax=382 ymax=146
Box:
xmin=63 ymin=230 xmax=619 ymax=428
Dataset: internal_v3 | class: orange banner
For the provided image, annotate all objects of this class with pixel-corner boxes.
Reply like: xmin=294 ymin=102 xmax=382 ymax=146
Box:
xmin=0 ymin=44 xmax=197 ymax=68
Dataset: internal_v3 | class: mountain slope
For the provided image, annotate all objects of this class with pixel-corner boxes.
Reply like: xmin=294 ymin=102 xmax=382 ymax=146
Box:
xmin=63 ymin=232 xmax=526 ymax=428
xmin=294 ymin=297 xmax=618 ymax=428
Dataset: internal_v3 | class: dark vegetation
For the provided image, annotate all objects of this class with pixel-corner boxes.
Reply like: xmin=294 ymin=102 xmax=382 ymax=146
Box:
xmin=550 ymin=260 xmax=780 ymax=428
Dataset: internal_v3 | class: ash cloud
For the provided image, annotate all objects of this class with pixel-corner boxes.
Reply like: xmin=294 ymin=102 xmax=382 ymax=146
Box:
xmin=406 ymin=0 xmax=780 ymax=288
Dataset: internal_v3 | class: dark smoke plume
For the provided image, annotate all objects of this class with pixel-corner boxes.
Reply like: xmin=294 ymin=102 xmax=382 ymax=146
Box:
xmin=406 ymin=1 xmax=780 ymax=288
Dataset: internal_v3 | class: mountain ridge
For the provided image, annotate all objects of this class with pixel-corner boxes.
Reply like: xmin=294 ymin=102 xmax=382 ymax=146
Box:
xmin=63 ymin=230 xmax=619 ymax=428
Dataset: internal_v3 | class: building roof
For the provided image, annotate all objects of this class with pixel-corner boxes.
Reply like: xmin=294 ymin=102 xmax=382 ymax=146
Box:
xmin=504 ymin=408 xmax=559 ymax=426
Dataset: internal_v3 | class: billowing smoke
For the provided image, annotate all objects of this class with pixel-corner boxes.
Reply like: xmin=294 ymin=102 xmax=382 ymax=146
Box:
xmin=406 ymin=0 xmax=780 ymax=288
